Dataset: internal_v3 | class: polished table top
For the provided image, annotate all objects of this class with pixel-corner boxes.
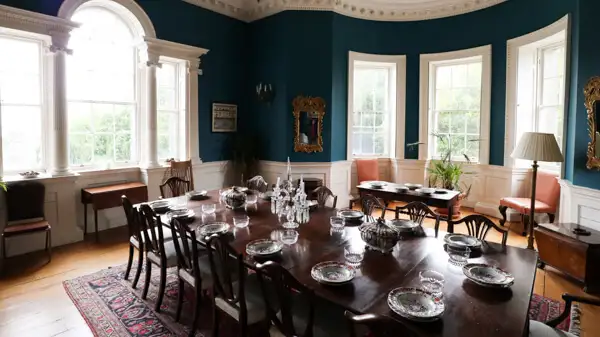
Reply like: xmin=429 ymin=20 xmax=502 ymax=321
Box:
xmin=155 ymin=190 xmax=538 ymax=337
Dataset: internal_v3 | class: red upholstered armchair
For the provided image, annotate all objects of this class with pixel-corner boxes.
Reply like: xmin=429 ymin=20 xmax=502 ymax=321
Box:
xmin=498 ymin=170 xmax=560 ymax=235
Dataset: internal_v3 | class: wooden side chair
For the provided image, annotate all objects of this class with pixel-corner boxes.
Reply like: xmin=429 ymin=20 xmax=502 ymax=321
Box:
xmin=529 ymin=293 xmax=600 ymax=337
xmin=361 ymin=194 xmax=386 ymax=222
xmin=121 ymin=196 xmax=145 ymax=288
xmin=170 ymin=218 xmax=213 ymax=335
xmin=207 ymin=234 xmax=267 ymax=337
xmin=163 ymin=159 xmax=195 ymax=189
xmin=345 ymin=311 xmax=411 ymax=337
xmin=350 ymin=158 xmax=380 ymax=208
xmin=257 ymin=261 xmax=348 ymax=337
xmin=313 ymin=186 xmax=337 ymax=208
xmin=498 ymin=170 xmax=560 ymax=235
xmin=395 ymin=201 xmax=440 ymax=235
xmin=246 ymin=175 xmax=268 ymax=192
xmin=445 ymin=214 xmax=508 ymax=246
xmin=1 ymin=181 xmax=51 ymax=262
xmin=159 ymin=176 xmax=191 ymax=199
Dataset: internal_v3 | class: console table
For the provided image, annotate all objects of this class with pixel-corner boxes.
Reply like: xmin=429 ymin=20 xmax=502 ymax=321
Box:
xmin=81 ymin=182 xmax=148 ymax=241
xmin=535 ymin=222 xmax=600 ymax=293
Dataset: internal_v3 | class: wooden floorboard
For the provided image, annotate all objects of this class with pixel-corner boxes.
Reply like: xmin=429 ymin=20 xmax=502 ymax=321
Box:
xmin=0 ymin=207 xmax=599 ymax=337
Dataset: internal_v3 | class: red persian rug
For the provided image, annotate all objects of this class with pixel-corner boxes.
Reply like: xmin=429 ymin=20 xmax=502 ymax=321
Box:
xmin=64 ymin=264 xmax=582 ymax=337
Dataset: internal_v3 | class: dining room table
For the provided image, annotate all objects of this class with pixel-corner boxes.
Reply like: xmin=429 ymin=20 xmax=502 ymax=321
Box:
xmin=149 ymin=189 xmax=538 ymax=337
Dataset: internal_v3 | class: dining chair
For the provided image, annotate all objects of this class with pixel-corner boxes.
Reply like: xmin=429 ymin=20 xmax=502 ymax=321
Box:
xmin=170 ymin=218 xmax=213 ymax=335
xmin=163 ymin=159 xmax=195 ymax=189
xmin=160 ymin=176 xmax=191 ymax=199
xmin=361 ymin=194 xmax=386 ymax=222
xmin=121 ymin=196 xmax=145 ymax=288
xmin=529 ymin=293 xmax=600 ymax=336
xmin=139 ymin=204 xmax=183 ymax=312
xmin=396 ymin=201 xmax=440 ymax=236
xmin=312 ymin=186 xmax=337 ymax=208
xmin=206 ymin=233 xmax=267 ymax=337
xmin=349 ymin=159 xmax=380 ymax=208
xmin=1 ymin=181 xmax=51 ymax=263
xmin=247 ymin=175 xmax=268 ymax=192
xmin=257 ymin=261 xmax=348 ymax=337
xmin=345 ymin=311 xmax=411 ymax=337
xmin=445 ymin=214 xmax=508 ymax=246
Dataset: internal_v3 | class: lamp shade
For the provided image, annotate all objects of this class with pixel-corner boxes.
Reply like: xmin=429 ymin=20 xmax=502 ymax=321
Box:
xmin=511 ymin=132 xmax=564 ymax=162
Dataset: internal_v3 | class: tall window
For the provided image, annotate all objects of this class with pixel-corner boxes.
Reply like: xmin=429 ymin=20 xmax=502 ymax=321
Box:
xmin=349 ymin=53 xmax=404 ymax=158
xmin=67 ymin=7 xmax=139 ymax=168
xmin=157 ymin=59 xmax=186 ymax=161
xmin=513 ymin=31 xmax=566 ymax=170
xmin=0 ymin=32 xmax=46 ymax=173
xmin=420 ymin=46 xmax=491 ymax=164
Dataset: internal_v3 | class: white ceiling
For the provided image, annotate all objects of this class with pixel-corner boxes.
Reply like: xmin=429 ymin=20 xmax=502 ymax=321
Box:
xmin=183 ymin=0 xmax=506 ymax=22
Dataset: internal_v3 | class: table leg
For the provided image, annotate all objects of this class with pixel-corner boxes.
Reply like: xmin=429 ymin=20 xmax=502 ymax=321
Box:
xmin=94 ymin=209 xmax=99 ymax=242
xmin=447 ymin=201 xmax=454 ymax=233
xmin=83 ymin=203 xmax=88 ymax=240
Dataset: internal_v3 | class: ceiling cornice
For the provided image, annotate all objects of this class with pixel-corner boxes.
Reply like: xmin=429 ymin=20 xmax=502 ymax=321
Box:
xmin=183 ymin=0 xmax=506 ymax=23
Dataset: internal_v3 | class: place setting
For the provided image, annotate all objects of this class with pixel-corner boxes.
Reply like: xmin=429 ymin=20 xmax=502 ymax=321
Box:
xmin=443 ymin=233 xmax=483 ymax=265
xmin=387 ymin=270 xmax=445 ymax=323
xmin=246 ymin=238 xmax=284 ymax=262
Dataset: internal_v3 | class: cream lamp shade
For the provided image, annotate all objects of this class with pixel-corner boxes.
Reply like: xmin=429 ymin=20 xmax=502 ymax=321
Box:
xmin=511 ymin=132 xmax=564 ymax=162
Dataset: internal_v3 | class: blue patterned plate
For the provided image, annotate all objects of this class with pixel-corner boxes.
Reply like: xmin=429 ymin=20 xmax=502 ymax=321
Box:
xmin=387 ymin=287 xmax=444 ymax=321
xmin=311 ymin=261 xmax=355 ymax=285
xmin=463 ymin=263 xmax=514 ymax=287
xmin=246 ymin=239 xmax=283 ymax=257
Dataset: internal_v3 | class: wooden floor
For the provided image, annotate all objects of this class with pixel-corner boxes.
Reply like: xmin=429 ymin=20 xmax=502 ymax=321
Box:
xmin=1 ymin=206 xmax=600 ymax=337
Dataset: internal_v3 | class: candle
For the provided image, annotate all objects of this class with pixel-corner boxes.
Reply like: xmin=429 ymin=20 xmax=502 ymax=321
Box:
xmin=276 ymin=176 xmax=280 ymax=188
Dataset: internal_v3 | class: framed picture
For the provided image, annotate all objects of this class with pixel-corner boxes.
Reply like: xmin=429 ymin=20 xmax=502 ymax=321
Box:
xmin=212 ymin=103 xmax=237 ymax=132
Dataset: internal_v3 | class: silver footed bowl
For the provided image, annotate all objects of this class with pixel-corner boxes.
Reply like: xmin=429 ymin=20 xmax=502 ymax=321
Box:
xmin=359 ymin=218 xmax=400 ymax=254
xmin=387 ymin=287 xmax=445 ymax=321
xmin=223 ymin=186 xmax=247 ymax=209
xmin=463 ymin=263 xmax=515 ymax=287
xmin=246 ymin=239 xmax=283 ymax=257
xmin=311 ymin=261 xmax=355 ymax=285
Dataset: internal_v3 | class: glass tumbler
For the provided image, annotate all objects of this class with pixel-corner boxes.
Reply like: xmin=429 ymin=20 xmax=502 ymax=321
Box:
xmin=330 ymin=216 xmax=345 ymax=230
xmin=202 ymin=203 xmax=216 ymax=214
xmin=233 ymin=215 xmax=249 ymax=228
xmin=419 ymin=270 xmax=445 ymax=298
xmin=447 ymin=245 xmax=471 ymax=266
xmin=344 ymin=245 xmax=365 ymax=264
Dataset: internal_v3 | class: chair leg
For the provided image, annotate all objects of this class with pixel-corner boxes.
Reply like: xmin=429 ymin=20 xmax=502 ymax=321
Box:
xmin=142 ymin=260 xmax=152 ymax=300
xmin=548 ymin=213 xmax=555 ymax=223
xmin=124 ymin=244 xmax=134 ymax=280
xmin=190 ymin=286 xmax=202 ymax=337
xmin=155 ymin=265 xmax=167 ymax=312
xmin=132 ymin=248 xmax=143 ymax=289
xmin=212 ymin=296 xmax=220 ymax=337
xmin=498 ymin=205 xmax=508 ymax=227
xmin=176 ymin=278 xmax=185 ymax=322
xmin=521 ymin=214 xmax=528 ymax=236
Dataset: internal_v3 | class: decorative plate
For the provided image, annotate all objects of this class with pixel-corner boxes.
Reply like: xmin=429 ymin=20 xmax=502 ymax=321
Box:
xmin=197 ymin=222 xmax=229 ymax=238
xmin=186 ymin=190 xmax=208 ymax=200
xmin=388 ymin=219 xmax=419 ymax=232
xmin=396 ymin=186 xmax=409 ymax=192
xmin=19 ymin=171 xmax=40 ymax=179
xmin=311 ymin=261 xmax=355 ymax=285
xmin=167 ymin=208 xmax=195 ymax=219
xmin=463 ymin=263 xmax=515 ymax=287
xmin=404 ymin=183 xmax=423 ymax=190
xmin=387 ymin=287 xmax=445 ymax=320
xmin=246 ymin=239 xmax=284 ymax=257
xmin=368 ymin=181 xmax=387 ymax=189
xmin=337 ymin=209 xmax=364 ymax=222
xmin=415 ymin=188 xmax=435 ymax=195
xmin=150 ymin=200 xmax=172 ymax=212
xmin=444 ymin=233 xmax=482 ymax=249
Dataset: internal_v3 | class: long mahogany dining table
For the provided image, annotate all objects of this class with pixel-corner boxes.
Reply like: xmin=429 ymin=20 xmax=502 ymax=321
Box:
xmin=150 ymin=189 xmax=538 ymax=337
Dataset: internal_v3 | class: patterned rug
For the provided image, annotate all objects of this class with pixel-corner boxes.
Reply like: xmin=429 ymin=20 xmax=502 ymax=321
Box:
xmin=64 ymin=263 xmax=582 ymax=337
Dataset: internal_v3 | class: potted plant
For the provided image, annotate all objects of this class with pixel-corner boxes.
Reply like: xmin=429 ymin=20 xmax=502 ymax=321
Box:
xmin=407 ymin=133 xmax=475 ymax=219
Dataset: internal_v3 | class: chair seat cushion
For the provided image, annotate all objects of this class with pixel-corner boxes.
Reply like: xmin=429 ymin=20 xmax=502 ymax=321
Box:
xmin=3 ymin=220 xmax=50 ymax=237
xmin=178 ymin=255 xmax=213 ymax=290
xmin=500 ymin=197 xmax=555 ymax=214
xmin=529 ymin=320 xmax=575 ymax=337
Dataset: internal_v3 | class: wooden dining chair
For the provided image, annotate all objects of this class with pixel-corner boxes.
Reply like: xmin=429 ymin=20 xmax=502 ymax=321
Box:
xmin=445 ymin=214 xmax=508 ymax=246
xmin=121 ymin=196 xmax=145 ymax=288
xmin=159 ymin=176 xmax=191 ymax=199
xmin=345 ymin=311 xmax=412 ymax=337
xmin=246 ymin=175 xmax=268 ymax=192
xmin=170 ymin=218 xmax=213 ymax=335
xmin=163 ymin=159 xmax=195 ymax=189
xmin=312 ymin=186 xmax=337 ymax=208
xmin=139 ymin=204 xmax=182 ymax=312
xmin=395 ymin=201 xmax=440 ymax=235
xmin=361 ymin=194 xmax=386 ymax=222
xmin=1 ymin=181 xmax=51 ymax=263
xmin=206 ymin=234 xmax=267 ymax=337
xmin=529 ymin=293 xmax=600 ymax=337
xmin=257 ymin=261 xmax=348 ymax=337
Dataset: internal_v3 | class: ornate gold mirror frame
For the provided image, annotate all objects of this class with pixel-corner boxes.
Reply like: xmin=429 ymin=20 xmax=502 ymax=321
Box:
xmin=293 ymin=96 xmax=325 ymax=153
xmin=585 ymin=76 xmax=600 ymax=169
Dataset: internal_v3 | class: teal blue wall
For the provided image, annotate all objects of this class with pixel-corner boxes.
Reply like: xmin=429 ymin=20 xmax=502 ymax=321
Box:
xmin=0 ymin=0 xmax=248 ymax=162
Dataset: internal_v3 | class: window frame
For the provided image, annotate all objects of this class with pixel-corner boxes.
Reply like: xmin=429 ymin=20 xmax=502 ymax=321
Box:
xmin=347 ymin=51 xmax=406 ymax=160
xmin=156 ymin=56 xmax=187 ymax=162
xmin=419 ymin=45 xmax=492 ymax=164
xmin=0 ymin=28 xmax=51 ymax=176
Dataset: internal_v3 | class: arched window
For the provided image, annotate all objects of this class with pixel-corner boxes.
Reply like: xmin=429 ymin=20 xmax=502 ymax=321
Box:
xmin=66 ymin=2 xmax=142 ymax=168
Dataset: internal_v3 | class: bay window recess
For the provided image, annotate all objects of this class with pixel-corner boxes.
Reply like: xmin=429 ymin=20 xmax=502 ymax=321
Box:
xmin=419 ymin=45 xmax=492 ymax=164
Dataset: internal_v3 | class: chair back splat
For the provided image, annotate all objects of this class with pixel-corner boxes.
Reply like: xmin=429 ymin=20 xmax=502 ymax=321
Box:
xmin=159 ymin=176 xmax=191 ymax=199
xmin=139 ymin=204 xmax=168 ymax=260
xmin=361 ymin=194 xmax=386 ymax=221
xmin=452 ymin=214 xmax=508 ymax=246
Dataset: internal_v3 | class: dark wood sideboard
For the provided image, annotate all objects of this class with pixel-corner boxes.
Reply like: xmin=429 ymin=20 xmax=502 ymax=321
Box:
xmin=535 ymin=222 xmax=600 ymax=293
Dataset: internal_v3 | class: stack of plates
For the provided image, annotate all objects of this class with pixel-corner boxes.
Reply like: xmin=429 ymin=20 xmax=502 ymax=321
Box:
xmin=311 ymin=261 xmax=355 ymax=285
xmin=415 ymin=188 xmax=435 ymax=195
xmin=404 ymin=183 xmax=422 ymax=191
xmin=167 ymin=208 xmax=195 ymax=221
xmin=387 ymin=287 xmax=444 ymax=322
xmin=444 ymin=233 xmax=482 ymax=249
xmin=388 ymin=219 xmax=419 ymax=232
xmin=150 ymin=200 xmax=171 ymax=213
xmin=196 ymin=222 xmax=229 ymax=239
xmin=463 ymin=263 xmax=515 ymax=288
xmin=246 ymin=239 xmax=283 ymax=257
xmin=337 ymin=209 xmax=364 ymax=223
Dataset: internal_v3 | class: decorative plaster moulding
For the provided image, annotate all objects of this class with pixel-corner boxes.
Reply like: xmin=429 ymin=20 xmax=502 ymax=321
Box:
xmin=183 ymin=0 xmax=506 ymax=22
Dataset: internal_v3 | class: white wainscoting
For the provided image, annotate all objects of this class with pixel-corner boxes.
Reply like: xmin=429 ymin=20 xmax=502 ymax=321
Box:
xmin=0 ymin=161 xmax=227 ymax=257
xmin=558 ymin=180 xmax=600 ymax=231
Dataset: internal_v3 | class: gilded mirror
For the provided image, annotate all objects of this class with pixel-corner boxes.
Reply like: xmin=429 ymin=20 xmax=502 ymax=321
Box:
xmin=585 ymin=77 xmax=600 ymax=169
xmin=293 ymin=96 xmax=325 ymax=153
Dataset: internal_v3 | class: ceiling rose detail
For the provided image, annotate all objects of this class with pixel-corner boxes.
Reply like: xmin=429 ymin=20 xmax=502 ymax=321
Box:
xmin=182 ymin=0 xmax=505 ymax=22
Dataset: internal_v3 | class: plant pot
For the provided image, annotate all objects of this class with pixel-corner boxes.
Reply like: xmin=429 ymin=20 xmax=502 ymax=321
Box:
xmin=436 ymin=193 xmax=465 ymax=220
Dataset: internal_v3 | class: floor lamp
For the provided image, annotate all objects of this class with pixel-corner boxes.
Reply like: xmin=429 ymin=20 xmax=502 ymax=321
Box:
xmin=511 ymin=132 xmax=564 ymax=250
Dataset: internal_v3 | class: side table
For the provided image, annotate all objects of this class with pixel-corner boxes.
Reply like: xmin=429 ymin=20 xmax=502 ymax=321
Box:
xmin=81 ymin=182 xmax=148 ymax=242
xmin=535 ymin=222 xmax=600 ymax=293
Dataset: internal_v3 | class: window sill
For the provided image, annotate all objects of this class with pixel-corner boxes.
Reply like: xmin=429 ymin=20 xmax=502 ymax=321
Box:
xmin=75 ymin=166 xmax=142 ymax=177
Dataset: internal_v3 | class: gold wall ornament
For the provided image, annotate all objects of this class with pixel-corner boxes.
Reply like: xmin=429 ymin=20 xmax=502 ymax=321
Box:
xmin=293 ymin=96 xmax=325 ymax=153
xmin=585 ymin=76 xmax=600 ymax=170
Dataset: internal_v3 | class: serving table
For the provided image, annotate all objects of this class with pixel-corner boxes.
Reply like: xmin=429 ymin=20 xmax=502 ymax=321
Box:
xmin=357 ymin=183 xmax=461 ymax=232
xmin=148 ymin=189 xmax=537 ymax=337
